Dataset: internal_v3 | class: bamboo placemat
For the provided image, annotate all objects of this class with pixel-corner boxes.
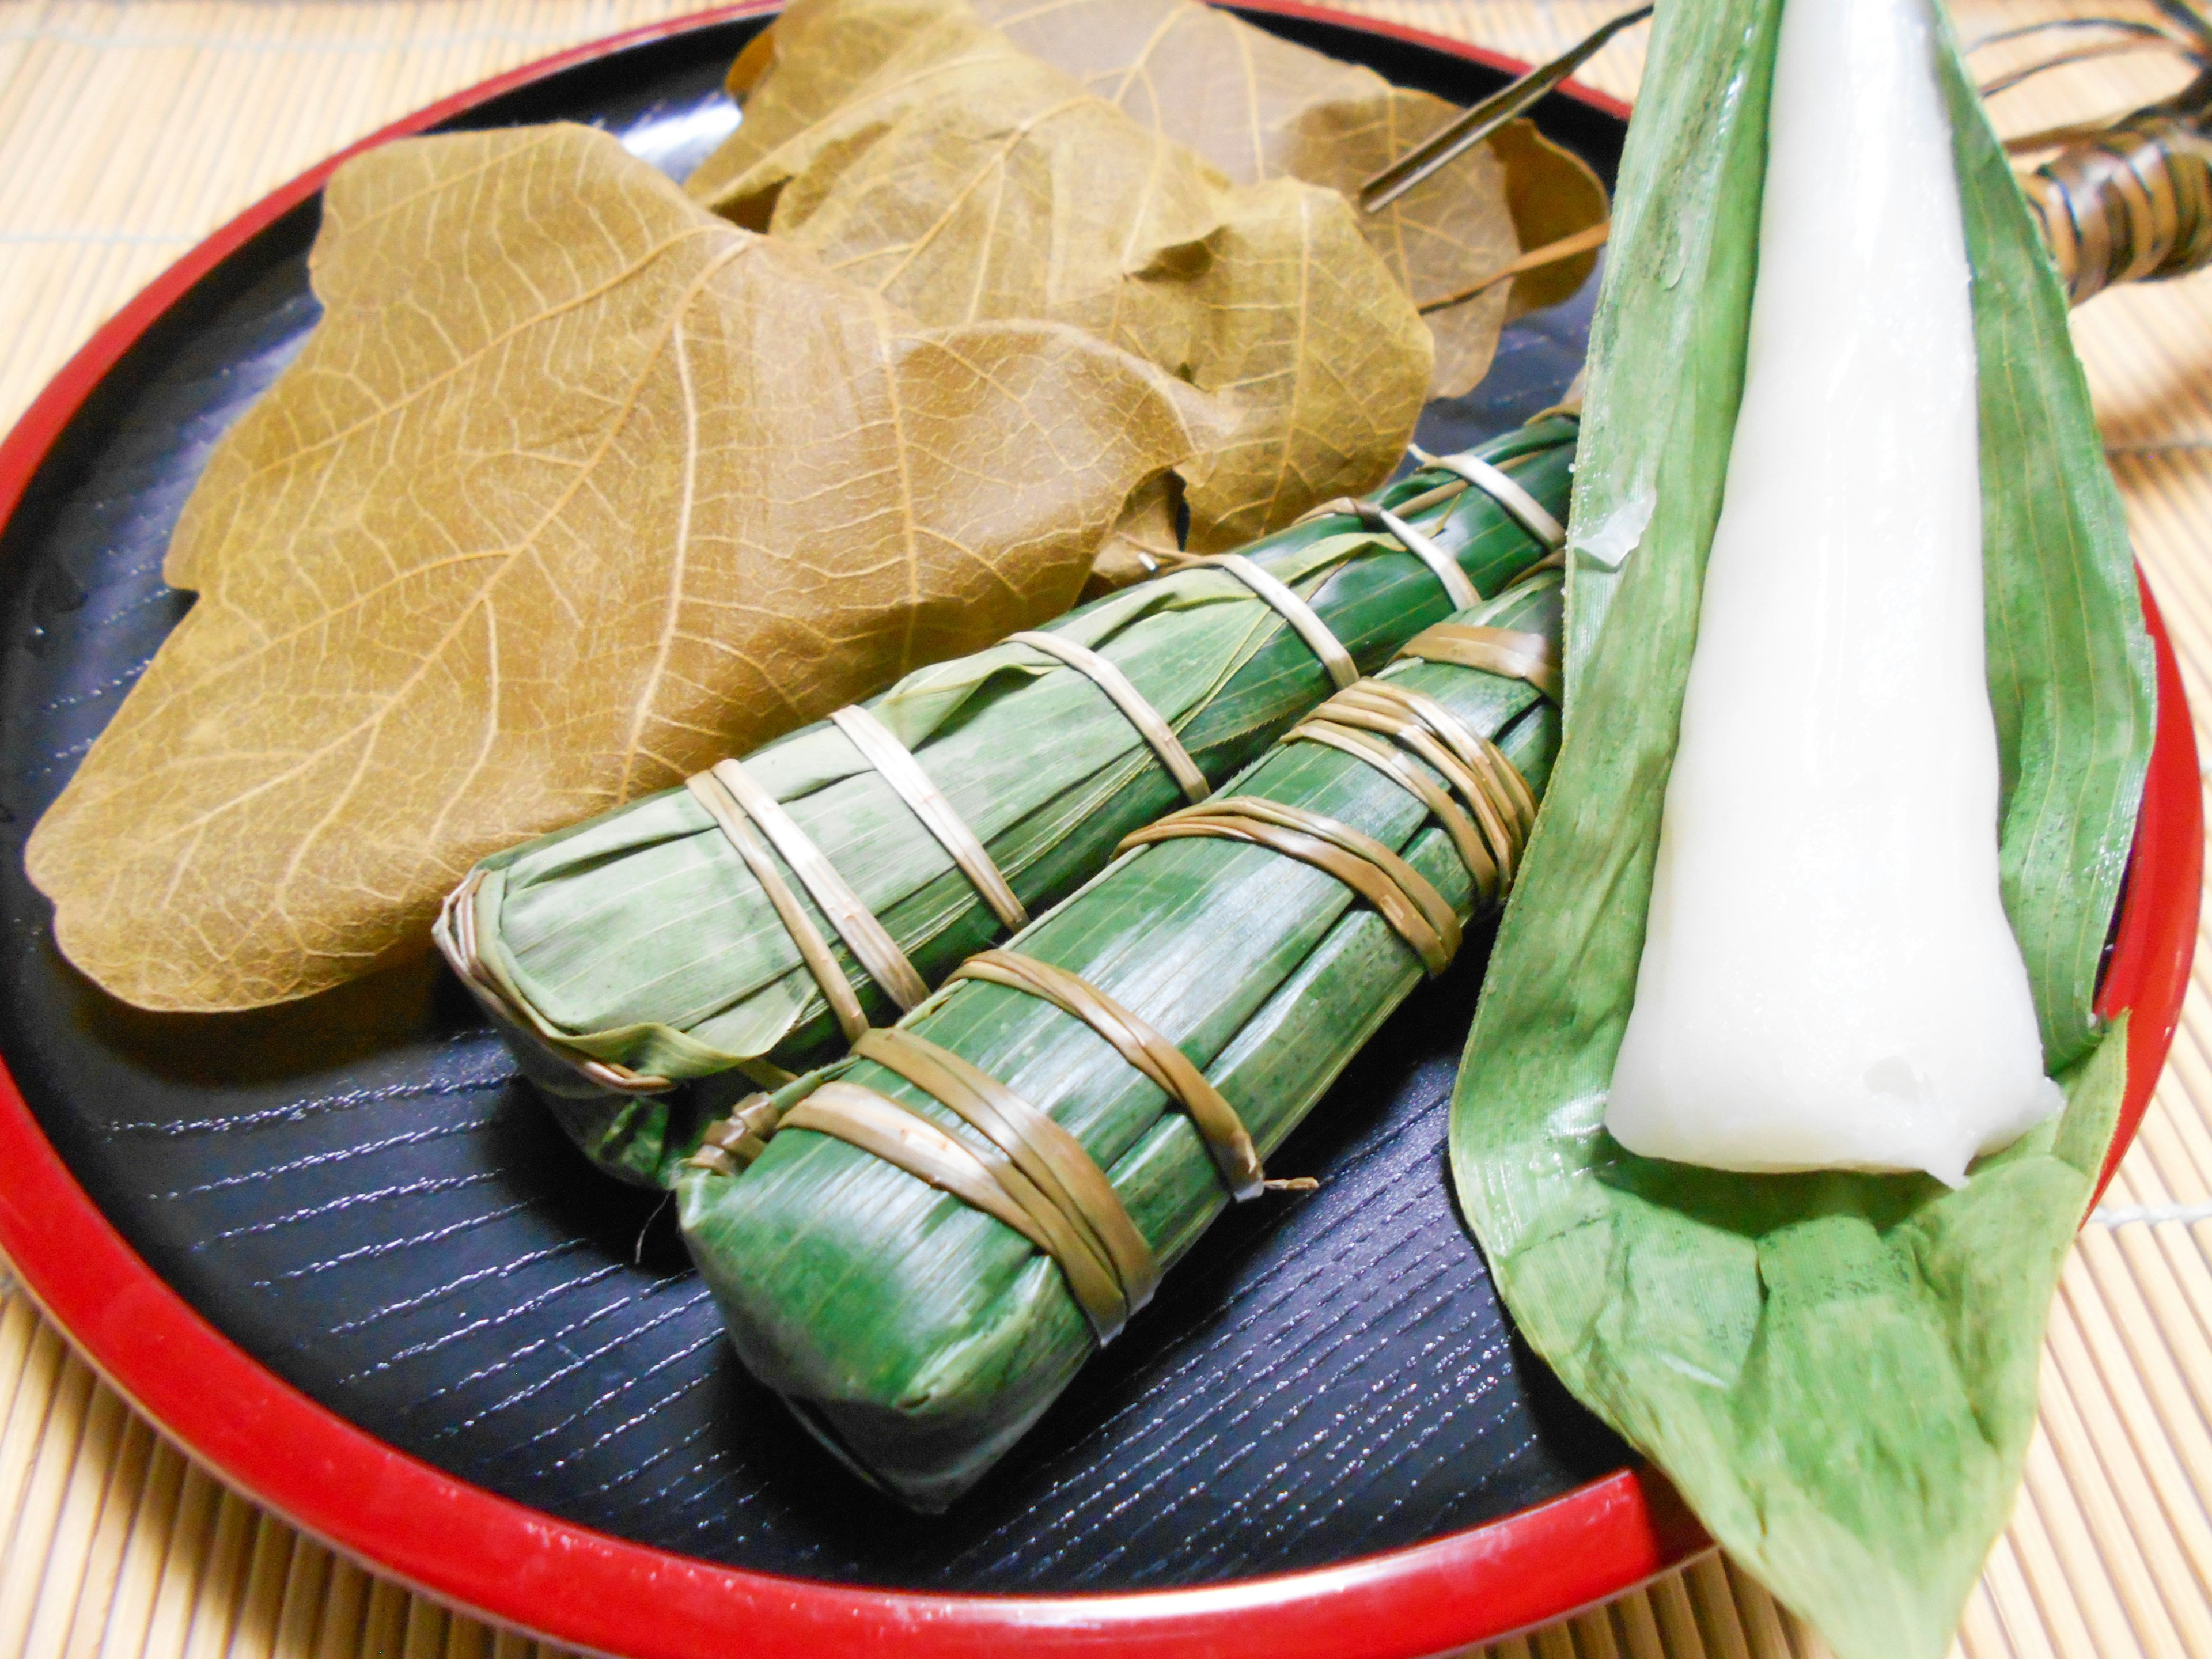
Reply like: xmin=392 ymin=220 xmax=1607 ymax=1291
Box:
xmin=0 ymin=3 xmax=2205 ymax=1656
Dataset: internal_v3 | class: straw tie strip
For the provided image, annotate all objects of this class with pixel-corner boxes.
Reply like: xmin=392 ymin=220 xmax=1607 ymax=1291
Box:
xmin=1004 ymin=631 xmax=1209 ymax=804
xmin=1203 ymin=552 xmax=1360 ymax=690
xmin=946 ymin=949 xmax=1311 ymax=1200
xmin=1119 ymin=796 xmax=1462 ymax=976
xmin=1287 ymin=717 xmax=1506 ymax=904
xmin=1303 ymin=495 xmax=1482 ymax=611
xmin=1395 ymin=620 xmax=1560 ymax=702
xmin=684 ymin=768 xmax=876 ymax=1043
xmin=1299 ymin=688 xmax=1527 ymax=897
xmin=1407 ymin=444 xmax=1568 ymax=551
xmin=685 ymin=770 xmax=869 ymax=1043
xmin=779 ymin=1027 xmax=1158 ymax=1341
xmin=1361 ymin=676 xmax=1538 ymax=828
xmin=780 ymin=1080 xmax=1138 ymax=1334
xmin=830 ymin=705 xmax=1028 ymax=930
xmin=851 ymin=1027 xmax=1157 ymax=1317
xmin=702 ymin=758 xmax=931 ymax=1013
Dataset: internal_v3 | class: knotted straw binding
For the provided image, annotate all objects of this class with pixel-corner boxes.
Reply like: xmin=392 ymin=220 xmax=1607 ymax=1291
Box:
xmin=1006 ymin=631 xmax=1209 ymax=804
xmin=948 ymin=949 xmax=1309 ymax=1200
xmin=1407 ymin=444 xmax=1567 ymax=552
xmin=779 ymin=1027 xmax=1158 ymax=1342
xmin=1204 ymin=552 xmax=1359 ymax=690
xmin=1118 ymin=796 xmax=1461 ymax=976
xmin=831 ymin=705 xmax=1028 ymax=931
xmin=684 ymin=1091 xmax=787 ymax=1178
xmin=1395 ymin=622 xmax=1560 ymax=702
xmin=700 ymin=758 xmax=930 ymax=1014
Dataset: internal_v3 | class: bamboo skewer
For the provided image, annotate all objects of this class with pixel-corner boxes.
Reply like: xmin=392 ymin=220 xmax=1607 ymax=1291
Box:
xmin=1357 ymin=3 xmax=1652 ymax=211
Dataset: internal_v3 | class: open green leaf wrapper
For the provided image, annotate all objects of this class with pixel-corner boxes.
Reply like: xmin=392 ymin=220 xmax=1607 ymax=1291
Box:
xmin=678 ymin=576 xmax=1562 ymax=1509
xmin=1450 ymin=5 xmax=2152 ymax=1657
xmin=445 ymin=422 xmax=1574 ymax=1186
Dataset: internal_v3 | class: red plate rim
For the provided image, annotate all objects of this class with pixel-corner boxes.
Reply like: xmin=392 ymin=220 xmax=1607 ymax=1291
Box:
xmin=0 ymin=6 xmax=2190 ymax=1657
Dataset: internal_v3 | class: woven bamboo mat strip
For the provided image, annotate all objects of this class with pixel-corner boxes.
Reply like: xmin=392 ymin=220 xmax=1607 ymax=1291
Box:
xmin=0 ymin=3 xmax=2203 ymax=1657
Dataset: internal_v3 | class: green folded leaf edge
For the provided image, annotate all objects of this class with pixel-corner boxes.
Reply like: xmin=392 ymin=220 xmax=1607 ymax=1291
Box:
xmin=1448 ymin=4 xmax=2153 ymax=1657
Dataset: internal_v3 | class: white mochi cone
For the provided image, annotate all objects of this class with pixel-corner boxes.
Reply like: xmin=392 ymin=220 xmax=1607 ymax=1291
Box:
xmin=1603 ymin=0 xmax=2063 ymax=1187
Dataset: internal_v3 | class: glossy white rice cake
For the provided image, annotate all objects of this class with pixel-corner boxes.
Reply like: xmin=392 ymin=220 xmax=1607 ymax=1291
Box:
xmin=1604 ymin=0 xmax=2063 ymax=1185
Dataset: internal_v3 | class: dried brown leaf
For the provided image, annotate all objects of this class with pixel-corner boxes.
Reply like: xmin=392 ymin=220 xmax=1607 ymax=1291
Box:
xmin=1486 ymin=118 xmax=1609 ymax=319
xmin=691 ymin=0 xmax=1433 ymax=550
xmin=1084 ymin=475 xmax=1182 ymax=595
xmin=718 ymin=0 xmax=1606 ymax=396
xmin=965 ymin=0 xmax=1514 ymax=388
xmin=26 ymin=124 xmax=1218 ymax=1012
xmin=967 ymin=0 xmax=1604 ymax=392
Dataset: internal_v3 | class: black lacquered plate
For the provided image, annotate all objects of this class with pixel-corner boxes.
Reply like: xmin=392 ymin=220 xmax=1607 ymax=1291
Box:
xmin=0 ymin=9 xmax=1744 ymax=1655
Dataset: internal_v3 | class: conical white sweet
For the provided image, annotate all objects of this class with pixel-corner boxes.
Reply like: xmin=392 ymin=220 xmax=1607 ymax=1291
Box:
xmin=1603 ymin=0 xmax=2063 ymax=1187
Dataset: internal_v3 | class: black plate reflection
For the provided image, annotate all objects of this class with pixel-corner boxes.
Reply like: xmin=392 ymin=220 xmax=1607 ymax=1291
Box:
xmin=0 ymin=10 xmax=1633 ymax=1592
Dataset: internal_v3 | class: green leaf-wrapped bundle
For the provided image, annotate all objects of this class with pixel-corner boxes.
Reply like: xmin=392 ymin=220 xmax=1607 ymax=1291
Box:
xmin=675 ymin=573 xmax=1562 ymax=1509
xmin=1449 ymin=3 xmax=2153 ymax=1656
xmin=438 ymin=419 xmax=1574 ymax=1185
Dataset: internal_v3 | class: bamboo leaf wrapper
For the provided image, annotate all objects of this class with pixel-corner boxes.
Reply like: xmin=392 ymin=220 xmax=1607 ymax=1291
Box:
xmin=676 ymin=575 xmax=1562 ymax=1509
xmin=440 ymin=421 xmax=1574 ymax=1186
xmin=1448 ymin=4 xmax=2153 ymax=1655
